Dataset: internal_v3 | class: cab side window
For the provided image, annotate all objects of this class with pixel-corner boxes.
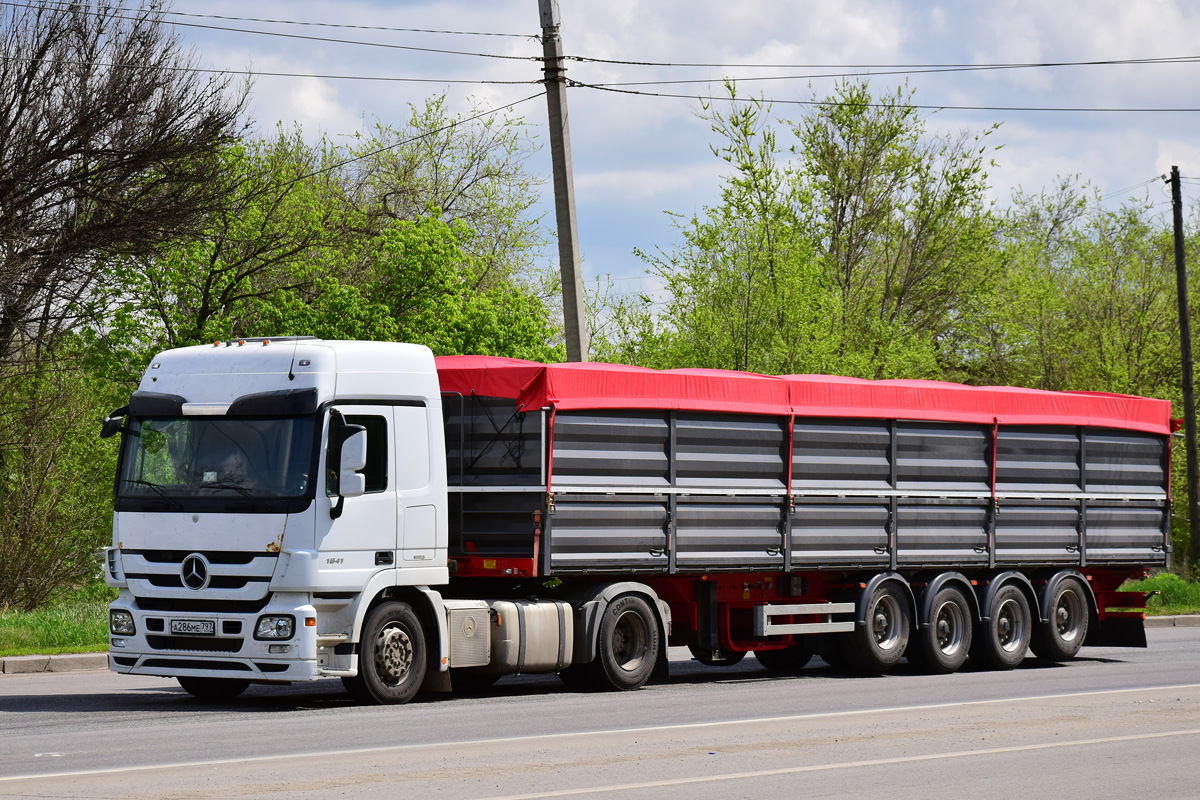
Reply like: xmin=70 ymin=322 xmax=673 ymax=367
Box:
xmin=326 ymin=413 xmax=389 ymax=495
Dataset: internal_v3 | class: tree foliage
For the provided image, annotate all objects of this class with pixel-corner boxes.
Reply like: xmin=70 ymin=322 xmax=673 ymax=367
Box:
xmin=601 ymin=81 xmax=999 ymax=379
xmin=0 ymin=0 xmax=246 ymax=363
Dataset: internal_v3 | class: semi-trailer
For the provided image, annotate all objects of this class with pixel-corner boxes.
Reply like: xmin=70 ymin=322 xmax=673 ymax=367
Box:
xmin=102 ymin=339 xmax=1172 ymax=703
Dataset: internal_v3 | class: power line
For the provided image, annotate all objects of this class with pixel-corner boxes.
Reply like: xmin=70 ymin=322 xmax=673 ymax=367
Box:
xmin=1098 ymin=177 xmax=1163 ymax=202
xmin=139 ymin=5 xmax=531 ymax=38
xmin=0 ymin=92 xmax=548 ymax=247
xmin=287 ymin=92 xmax=546 ymax=185
xmin=589 ymin=57 xmax=1200 ymax=88
xmin=0 ymin=1 xmax=539 ymax=62
xmin=0 ymin=53 xmax=538 ymax=86
xmin=565 ymin=52 xmax=1200 ymax=70
xmin=569 ymin=79 xmax=1200 ymax=114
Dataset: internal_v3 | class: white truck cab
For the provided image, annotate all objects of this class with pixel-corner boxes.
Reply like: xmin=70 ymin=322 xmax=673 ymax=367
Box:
xmin=104 ymin=338 xmax=450 ymax=701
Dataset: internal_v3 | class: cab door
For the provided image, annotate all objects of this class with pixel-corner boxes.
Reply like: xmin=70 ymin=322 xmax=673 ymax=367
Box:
xmin=393 ymin=404 xmax=437 ymax=562
xmin=316 ymin=406 xmax=397 ymax=584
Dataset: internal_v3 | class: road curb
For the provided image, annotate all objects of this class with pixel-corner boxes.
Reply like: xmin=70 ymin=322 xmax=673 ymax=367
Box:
xmin=1145 ymin=615 xmax=1200 ymax=628
xmin=0 ymin=652 xmax=108 ymax=675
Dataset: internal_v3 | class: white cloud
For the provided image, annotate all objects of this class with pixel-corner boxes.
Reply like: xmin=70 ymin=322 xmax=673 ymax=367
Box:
xmin=163 ymin=0 xmax=1200 ymax=282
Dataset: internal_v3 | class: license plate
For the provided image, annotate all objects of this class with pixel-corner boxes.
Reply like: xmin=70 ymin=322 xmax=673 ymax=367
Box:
xmin=170 ymin=619 xmax=215 ymax=636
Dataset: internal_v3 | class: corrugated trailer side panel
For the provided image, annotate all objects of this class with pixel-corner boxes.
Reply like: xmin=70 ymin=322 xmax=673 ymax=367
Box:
xmin=436 ymin=358 xmax=1172 ymax=577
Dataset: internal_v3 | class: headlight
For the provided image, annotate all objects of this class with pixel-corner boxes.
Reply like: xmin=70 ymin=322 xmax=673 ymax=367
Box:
xmin=109 ymin=610 xmax=136 ymax=635
xmin=255 ymin=615 xmax=295 ymax=640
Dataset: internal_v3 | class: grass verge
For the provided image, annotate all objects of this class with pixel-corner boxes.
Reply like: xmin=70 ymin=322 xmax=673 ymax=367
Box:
xmin=0 ymin=601 xmax=109 ymax=658
xmin=1119 ymin=573 xmax=1200 ymax=616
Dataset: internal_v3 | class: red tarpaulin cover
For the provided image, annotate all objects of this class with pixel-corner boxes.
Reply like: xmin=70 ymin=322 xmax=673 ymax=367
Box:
xmin=434 ymin=356 xmax=1172 ymax=435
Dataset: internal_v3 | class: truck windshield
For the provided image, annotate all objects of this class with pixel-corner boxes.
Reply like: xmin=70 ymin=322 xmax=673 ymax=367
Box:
xmin=117 ymin=416 xmax=316 ymax=504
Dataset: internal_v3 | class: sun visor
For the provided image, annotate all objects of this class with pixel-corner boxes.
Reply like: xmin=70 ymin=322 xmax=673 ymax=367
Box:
xmin=128 ymin=390 xmax=186 ymax=416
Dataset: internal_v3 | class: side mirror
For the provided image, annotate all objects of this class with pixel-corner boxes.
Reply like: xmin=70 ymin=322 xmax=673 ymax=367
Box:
xmin=328 ymin=411 xmax=367 ymax=519
xmin=100 ymin=406 xmax=129 ymax=439
xmin=338 ymin=429 xmax=367 ymax=498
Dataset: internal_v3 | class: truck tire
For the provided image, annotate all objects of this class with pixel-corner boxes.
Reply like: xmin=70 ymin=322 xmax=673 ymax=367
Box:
xmin=1031 ymin=577 xmax=1089 ymax=662
xmin=843 ymin=583 xmax=910 ymax=673
xmin=907 ymin=586 xmax=973 ymax=674
xmin=817 ymin=634 xmax=850 ymax=670
xmin=687 ymin=643 xmax=746 ymax=667
xmin=177 ymin=676 xmax=249 ymax=701
xmin=342 ymin=600 xmax=427 ymax=704
xmin=972 ymin=584 xmax=1031 ymax=670
xmin=754 ymin=641 xmax=814 ymax=674
xmin=595 ymin=594 xmax=660 ymax=690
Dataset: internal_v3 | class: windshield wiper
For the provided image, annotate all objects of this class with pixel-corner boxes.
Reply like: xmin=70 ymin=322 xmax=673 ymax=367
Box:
xmin=198 ymin=481 xmax=253 ymax=496
xmin=124 ymin=479 xmax=184 ymax=511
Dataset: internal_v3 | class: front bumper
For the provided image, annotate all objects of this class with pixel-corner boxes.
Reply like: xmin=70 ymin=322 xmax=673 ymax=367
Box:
xmin=108 ymin=591 xmax=321 ymax=682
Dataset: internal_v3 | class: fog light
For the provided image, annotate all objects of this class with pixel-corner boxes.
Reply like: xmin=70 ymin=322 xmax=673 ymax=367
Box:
xmin=110 ymin=638 xmax=127 ymax=648
xmin=268 ymin=644 xmax=290 ymax=654
xmin=254 ymin=615 xmax=294 ymax=640
xmin=109 ymin=610 xmax=135 ymax=635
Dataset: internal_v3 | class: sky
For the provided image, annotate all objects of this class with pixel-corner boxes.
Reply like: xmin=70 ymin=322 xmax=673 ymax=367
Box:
xmin=161 ymin=0 xmax=1200 ymax=303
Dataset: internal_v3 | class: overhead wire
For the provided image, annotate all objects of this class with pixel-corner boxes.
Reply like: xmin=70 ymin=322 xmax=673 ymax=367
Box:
xmin=565 ymin=53 xmax=1200 ymax=70
xmin=0 ymin=53 xmax=538 ymax=85
xmin=568 ymin=79 xmax=1200 ymax=114
xmin=4 ymin=3 xmax=1199 ymax=114
xmin=283 ymin=91 xmax=546 ymax=186
xmin=0 ymin=1 xmax=540 ymax=61
xmin=588 ymin=57 xmax=1200 ymax=88
xmin=1096 ymin=177 xmax=1163 ymax=203
xmin=133 ymin=5 xmax=531 ymax=38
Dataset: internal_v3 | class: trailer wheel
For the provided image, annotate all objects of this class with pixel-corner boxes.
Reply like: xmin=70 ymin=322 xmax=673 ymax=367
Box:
xmin=843 ymin=583 xmax=910 ymax=673
xmin=973 ymin=584 xmax=1031 ymax=670
xmin=908 ymin=586 xmax=972 ymax=674
xmin=595 ymin=594 xmax=660 ymax=690
xmin=1031 ymin=577 xmax=1089 ymax=662
xmin=817 ymin=634 xmax=850 ymax=670
xmin=687 ymin=643 xmax=746 ymax=667
xmin=754 ymin=641 xmax=814 ymax=674
xmin=176 ymin=676 xmax=249 ymax=701
xmin=342 ymin=601 xmax=427 ymax=704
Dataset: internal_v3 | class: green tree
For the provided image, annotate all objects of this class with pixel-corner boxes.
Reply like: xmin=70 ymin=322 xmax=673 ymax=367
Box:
xmin=367 ymin=216 xmax=562 ymax=361
xmin=88 ymin=127 xmax=359 ymax=364
xmin=597 ymin=80 xmax=1000 ymax=379
xmin=349 ymin=96 xmax=547 ymax=292
xmin=794 ymin=81 xmax=1001 ymax=379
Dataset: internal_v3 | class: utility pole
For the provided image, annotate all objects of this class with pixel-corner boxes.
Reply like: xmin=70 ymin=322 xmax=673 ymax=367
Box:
xmin=1169 ymin=166 xmax=1200 ymax=573
xmin=538 ymin=0 xmax=588 ymax=362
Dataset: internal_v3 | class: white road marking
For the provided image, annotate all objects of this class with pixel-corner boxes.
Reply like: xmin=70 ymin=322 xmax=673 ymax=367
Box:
xmin=3 ymin=682 xmax=1199 ymax=783
xmin=472 ymin=727 xmax=1200 ymax=800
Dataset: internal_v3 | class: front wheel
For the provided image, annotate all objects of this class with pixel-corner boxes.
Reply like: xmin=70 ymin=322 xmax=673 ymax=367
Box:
xmin=1031 ymin=577 xmax=1089 ymax=662
xmin=342 ymin=601 xmax=427 ymax=704
xmin=972 ymin=584 xmax=1031 ymax=670
xmin=177 ymin=676 xmax=249 ymax=701
xmin=843 ymin=583 xmax=911 ymax=673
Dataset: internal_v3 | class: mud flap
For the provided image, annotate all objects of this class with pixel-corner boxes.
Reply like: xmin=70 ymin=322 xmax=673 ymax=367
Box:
xmin=1085 ymin=617 xmax=1147 ymax=648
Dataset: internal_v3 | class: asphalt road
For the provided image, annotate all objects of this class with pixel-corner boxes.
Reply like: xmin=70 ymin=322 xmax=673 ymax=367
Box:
xmin=3 ymin=629 xmax=1200 ymax=799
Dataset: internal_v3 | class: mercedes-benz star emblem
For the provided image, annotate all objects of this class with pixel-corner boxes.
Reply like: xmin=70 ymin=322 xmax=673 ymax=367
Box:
xmin=180 ymin=553 xmax=211 ymax=591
